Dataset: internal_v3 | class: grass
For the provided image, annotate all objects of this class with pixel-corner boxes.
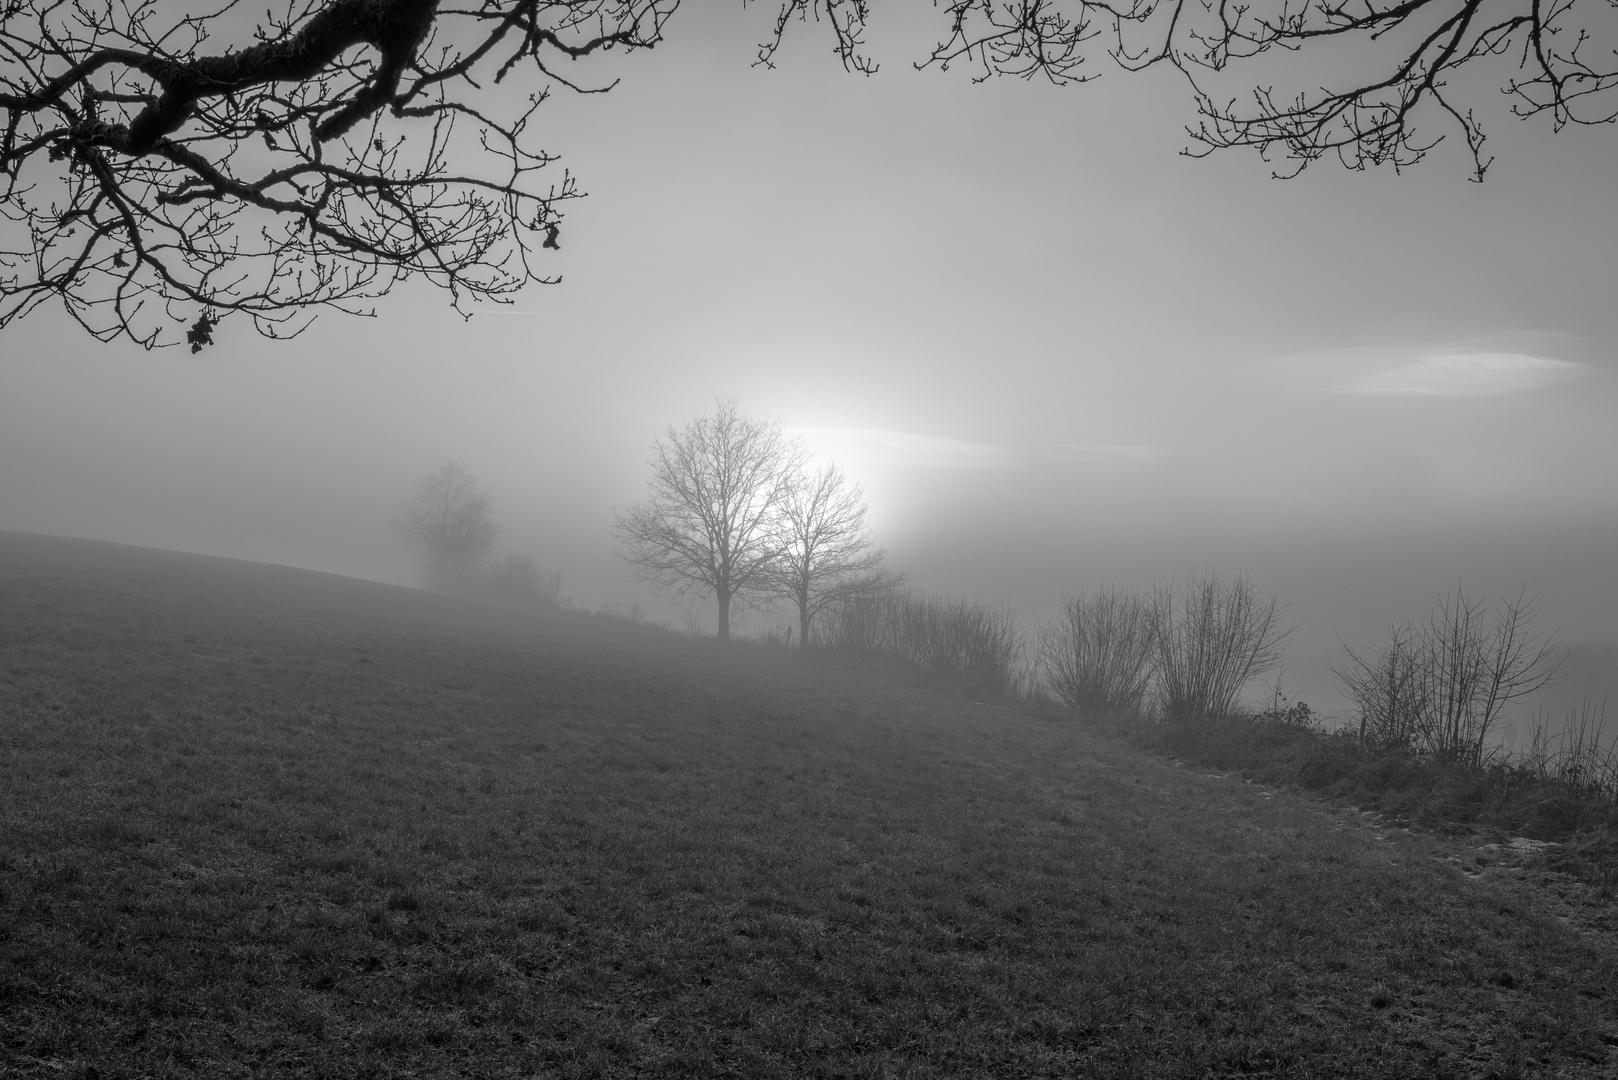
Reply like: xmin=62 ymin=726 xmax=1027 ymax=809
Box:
xmin=3 ymin=530 xmax=1618 ymax=1078
xmin=1121 ymin=705 xmax=1618 ymax=890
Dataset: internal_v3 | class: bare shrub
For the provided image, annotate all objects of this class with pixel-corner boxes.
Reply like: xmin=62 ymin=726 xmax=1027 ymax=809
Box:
xmin=1335 ymin=587 xmax=1562 ymax=767
xmin=813 ymin=591 xmax=901 ymax=655
xmin=1332 ymin=623 xmax=1430 ymax=752
xmin=905 ymin=596 xmax=1024 ymax=696
xmin=1426 ymin=589 xmax=1561 ymax=767
xmin=1040 ymin=586 xmax=1157 ymax=722
xmin=1154 ymin=569 xmax=1289 ymax=721
xmin=814 ymin=591 xmax=1025 ymax=698
xmin=482 ymin=554 xmax=561 ymax=609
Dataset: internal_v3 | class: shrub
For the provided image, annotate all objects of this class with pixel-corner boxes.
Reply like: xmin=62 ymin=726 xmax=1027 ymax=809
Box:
xmin=1331 ymin=623 xmax=1429 ymax=752
xmin=1153 ymin=569 xmax=1289 ymax=721
xmin=1334 ymin=587 xmax=1561 ymax=767
xmin=481 ymin=553 xmax=561 ymax=608
xmin=813 ymin=591 xmax=1026 ymax=698
xmin=1039 ymin=585 xmax=1157 ymax=722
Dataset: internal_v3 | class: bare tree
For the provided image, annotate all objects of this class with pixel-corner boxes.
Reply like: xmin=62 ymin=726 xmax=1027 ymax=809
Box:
xmin=767 ymin=462 xmax=900 ymax=648
xmin=1154 ymin=568 xmax=1290 ymax=721
xmin=396 ymin=462 xmax=498 ymax=592
xmin=2 ymin=0 xmax=1586 ymax=352
xmin=613 ymin=399 xmax=802 ymax=643
xmin=1040 ymin=585 xmax=1158 ymax=721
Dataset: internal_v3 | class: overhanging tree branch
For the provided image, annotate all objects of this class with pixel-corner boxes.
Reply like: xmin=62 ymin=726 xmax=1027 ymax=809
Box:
xmin=0 ymin=0 xmax=674 ymax=347
xmin=5 ymin=0 xmax=1610 ymax=349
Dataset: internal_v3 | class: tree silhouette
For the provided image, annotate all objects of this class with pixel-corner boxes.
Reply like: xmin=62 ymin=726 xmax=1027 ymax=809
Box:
xmin=613 ymin=399 xmax=802 ymax=643
xmin=768 ymin=462 xmax=899 ymax=649
xmin=1 ymin=0 xmax=669 ymax=347
xmin=4 ymin=0 xmax=1605 ymax=348
xmin=912 ymin=0 xmax=1618 ymax=179
xmin=396 ymin=462 xmax=498 ymax=592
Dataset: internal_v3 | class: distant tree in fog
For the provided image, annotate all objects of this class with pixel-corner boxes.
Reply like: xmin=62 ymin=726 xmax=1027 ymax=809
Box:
xmin=613 ymin=400 xmax=803 ymax=643
xmin=396 ymin=463 xmax=498 ymax=592
xmin=768 ymin=463 xmax=902 ymax=648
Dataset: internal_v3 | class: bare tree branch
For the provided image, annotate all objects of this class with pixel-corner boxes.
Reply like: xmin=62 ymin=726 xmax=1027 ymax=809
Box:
xmin=913 ymin=0 xmax=1618 ymax=178
xmin=5 ymin=0 xmax=1604 ymax=350
xmin=1 ymin=0 xmax=674 ymax=347
xmin=765 ymin=460 xmax=901 ymax=648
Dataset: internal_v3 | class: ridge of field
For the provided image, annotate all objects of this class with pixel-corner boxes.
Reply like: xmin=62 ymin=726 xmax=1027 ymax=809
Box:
xmin=1 ymin=530 xmax=1615 ymax=1078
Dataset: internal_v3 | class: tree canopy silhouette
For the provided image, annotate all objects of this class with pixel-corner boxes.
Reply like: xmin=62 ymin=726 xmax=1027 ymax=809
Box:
xmin=767 ymin=462 xmax=900 ymax=649
xmin=5 ymin=0 xmax=1609 ymax=347
xmin=396 ymin=461 xmax=498 ymax=592
xmin=613 ymin=399 xmax=803 ymax=643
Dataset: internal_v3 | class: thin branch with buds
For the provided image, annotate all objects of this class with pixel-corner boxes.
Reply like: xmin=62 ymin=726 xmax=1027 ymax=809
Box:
xmin=6 ymin=0 xmax=1612 ymax=348
xmin=0 ymin=0 xmax=673 ymax=347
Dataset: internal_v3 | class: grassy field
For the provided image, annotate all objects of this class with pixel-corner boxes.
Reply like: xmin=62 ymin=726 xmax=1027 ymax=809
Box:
xmin=2 ymin=531 xmax=1616 ymax=1079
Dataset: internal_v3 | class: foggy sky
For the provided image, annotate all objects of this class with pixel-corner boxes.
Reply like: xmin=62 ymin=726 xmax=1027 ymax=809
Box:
xmin=3 ymin=3 xmax=1615 ymax=718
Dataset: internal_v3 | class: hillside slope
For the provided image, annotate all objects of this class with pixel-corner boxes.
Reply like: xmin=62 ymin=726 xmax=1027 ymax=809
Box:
xmin=1 ymin=531 xmax=1615 ymax=1078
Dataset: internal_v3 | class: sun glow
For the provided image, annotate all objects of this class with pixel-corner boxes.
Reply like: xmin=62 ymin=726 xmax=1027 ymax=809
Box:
xmin=788 ymin=427 xmax=1019 ymax=471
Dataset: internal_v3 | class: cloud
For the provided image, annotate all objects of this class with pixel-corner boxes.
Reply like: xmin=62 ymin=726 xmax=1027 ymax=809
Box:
xmin=791 ymin=427 xmax=1017 ymax=470
xmin=1337 ymin=353 xmax=1584 ymax=396
xmin=1046 ymin=442 xmax=1165 ymax=464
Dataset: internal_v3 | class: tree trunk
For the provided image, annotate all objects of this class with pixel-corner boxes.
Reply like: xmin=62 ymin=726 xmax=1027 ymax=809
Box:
xmin=717 ymin=590 xmax=731 ymax=643
xmin=798 ymin=584 xmax=811 ymax=650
